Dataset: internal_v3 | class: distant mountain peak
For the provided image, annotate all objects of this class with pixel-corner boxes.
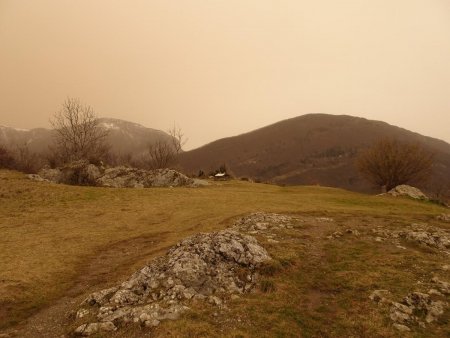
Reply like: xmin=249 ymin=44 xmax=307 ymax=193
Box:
xmin=178 ymin=114 xmax=450 ymax=193
xmin=0 ymin=117 xmax=171 ymax=156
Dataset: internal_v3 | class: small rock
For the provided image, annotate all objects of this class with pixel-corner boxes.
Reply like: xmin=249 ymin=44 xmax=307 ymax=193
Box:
xmin=369 ymin=290 xmax=391 ymax=304
xmin=390 ymin=309 xmax=411 ymax=324
xmin=316 ymin=217 xmax=334 ymax=222
xmin=431 ymin=277 xmax=450 ymax=294
xmin=391 ymin=302 xmax=413 ymax=315
xmin=75 ymin=322 xmax=116 ymax=336
xmin=425 ymin=301 xmax=446 ymax=323
xmin=437 ymin=214 xmax=450 ymax=222
xmin=393 ymin=324 xmax=411 ymax=332
xmin=428 ymin=289 xmax=443 ymax=297
xmin=208 ymin=296 xmax=223 ymax=306
xmin=255 ymin=222 xmax=268 ymax=230
xmin=144 ymin=319 xmax=160 ymax=327
xmin=76 ymin=308 xmax=90 ymax=319
xmin=329 ymin=231 xmax=343 ymax=239
xmin=346 ymin=229 xmax=360 ymax=236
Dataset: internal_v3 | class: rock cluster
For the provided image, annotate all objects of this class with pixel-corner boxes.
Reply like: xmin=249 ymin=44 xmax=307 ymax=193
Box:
xmin=370 ymin=277 xmax=449 ymax=331
xmin=34 ymin=161 xmax=101 ymax=186
xmin=387 ymin=185 xmax=428 ymax=200
xmin=232 ymin=212 xmax=299 ymax=244
xmin=326 ymin=228 xmax=360 ymax=240
xmin=315 ymin=217 xmax=335 ymax=223
xmin=233 ymin=212 xmax=296 ymax=233
xmin=74 ymin=230 xmax=270 ymax=336
xmin=371 ymin=224 xmax=450 ymax=253
xmin=30 ymin=160 xmax=199 ymax=188
xmin=437 ymin=214 xmax=450 ymax=222
xmin=97 ymin=166 xmax=194 ymax=188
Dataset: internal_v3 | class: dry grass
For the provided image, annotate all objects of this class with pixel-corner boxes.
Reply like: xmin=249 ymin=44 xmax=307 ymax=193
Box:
xmin=0 ymin=170 xmax=448 ymax=337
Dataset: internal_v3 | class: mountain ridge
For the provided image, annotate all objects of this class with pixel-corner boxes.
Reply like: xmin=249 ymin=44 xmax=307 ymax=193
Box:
xmin=178 ymin=114 xmax=450 ymax=194
xmin=1 ymin=114 xmax=449 ymax=195
xmin=0 ymin=118 xmax=171 ymax=157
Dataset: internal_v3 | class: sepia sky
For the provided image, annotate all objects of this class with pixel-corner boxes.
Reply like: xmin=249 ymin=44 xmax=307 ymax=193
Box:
xmin=1 ymin=0 xmax=449 ymax=149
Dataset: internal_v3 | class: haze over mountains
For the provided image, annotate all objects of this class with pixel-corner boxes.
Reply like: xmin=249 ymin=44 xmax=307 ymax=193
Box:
xmin=0 ymin=118 xmax=172 ymax=159
xmin=179 ymin=114 xmax=450 ymax=193
xmin=1 ymin=114 xmax=449 ymax=194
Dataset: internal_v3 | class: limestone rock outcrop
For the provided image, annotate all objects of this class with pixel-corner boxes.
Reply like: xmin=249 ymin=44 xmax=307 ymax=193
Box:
xmin=74 ymin=230 xmax=271 ymax=336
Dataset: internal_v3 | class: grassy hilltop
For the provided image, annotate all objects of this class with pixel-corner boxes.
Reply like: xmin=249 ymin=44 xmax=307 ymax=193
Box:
xmin=0 ymin=170 xmax=449 ymax=337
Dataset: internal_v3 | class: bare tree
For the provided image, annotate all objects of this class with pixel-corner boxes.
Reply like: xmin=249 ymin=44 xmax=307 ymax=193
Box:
xmin=145 ymin=124 xmax=187 ymax=169
xmin=146 ymin=140 xmax=176 ymax=169
xmin=357 ymin=139 xmax=434 ymax=191
xmin=168 ymin=123 xmax=188 ymax=155
xmin=51 ymin=98 xmax=109 ymax=164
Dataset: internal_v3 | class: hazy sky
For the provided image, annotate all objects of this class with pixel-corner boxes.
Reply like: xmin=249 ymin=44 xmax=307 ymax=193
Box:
xmin=1 ymin=0 xmax=449 ymax=149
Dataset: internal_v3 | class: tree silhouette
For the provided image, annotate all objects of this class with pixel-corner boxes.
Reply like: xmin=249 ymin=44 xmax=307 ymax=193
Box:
xmin=357 ymin=139 xmax=433 ymax=191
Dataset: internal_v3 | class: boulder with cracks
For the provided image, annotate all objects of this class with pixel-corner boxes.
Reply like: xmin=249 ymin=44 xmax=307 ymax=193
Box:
xmin=31 ymin=161 xmax=199 ymax=188
xmin=387 ymin=185 xmax=428 ymax=200
xmin=74 ymin=230 xmax=271 ymax=336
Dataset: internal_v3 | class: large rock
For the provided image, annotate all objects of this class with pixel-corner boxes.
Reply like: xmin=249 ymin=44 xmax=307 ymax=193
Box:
xmin=38 ymin=160 xmax=101 ymax=186
xmin=97 ymin=167 xmax=194 ymax=188
xmin=37 ymin=168 xmax=63 ymax=183
xmin=387 ymin=185 xmax=428 ymax=200
xmin=32 ymin=163 xmax=196 ymax=188
xmin=74 ymin=230 xmax=271 ymax=335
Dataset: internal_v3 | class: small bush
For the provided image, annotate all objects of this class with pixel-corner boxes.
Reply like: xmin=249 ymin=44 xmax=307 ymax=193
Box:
xmin=260 ymin=260 xmax=283 ymax=276
xmin=259 ymin=279 xmax=276 ymax=293
xmin=278 ymin=257 xmax=296 ymax=268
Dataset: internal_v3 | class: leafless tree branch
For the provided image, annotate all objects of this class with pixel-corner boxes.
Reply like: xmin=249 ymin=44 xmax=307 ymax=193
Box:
xmin=50 ymin=98 xmax=109 ymax=164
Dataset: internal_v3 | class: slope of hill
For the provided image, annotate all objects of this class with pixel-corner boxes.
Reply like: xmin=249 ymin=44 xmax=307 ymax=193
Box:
xmin=0 ymin=118 xmax=171 ymax=157
xmin=179 ymin=114 xmax=450 ymax=194
xmin=0 ymin=171 xmax=449 ymax=337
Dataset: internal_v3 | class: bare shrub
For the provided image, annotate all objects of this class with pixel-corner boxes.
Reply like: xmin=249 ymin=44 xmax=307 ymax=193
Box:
xmin=259 ymin=279 xmax=276 ymax=293
xmin=357 ymin=139 xmax=434 ymax=191
xmin=51 ymin=98 xmax=109 ymax=165
xmin=0 ymin=144 xmax=44 ymax=173
xmin=144 ymin=124 xmax=187 ymax=169
xmin=0 ymin=145 xmax=15 ymax=169
xmin=427 ymin=178 xmax=450 ymax=206
xmin=12 ymin=144 xmax=45 ymax=173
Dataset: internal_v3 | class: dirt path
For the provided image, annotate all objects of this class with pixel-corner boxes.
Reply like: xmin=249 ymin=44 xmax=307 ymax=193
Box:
xmin=1 ymin=215 xmax=361 ymax=338
xmin=4 ymin=232 xmax=170 ymax=338
xmin=295 ymin=218 xmax=338 ymax=312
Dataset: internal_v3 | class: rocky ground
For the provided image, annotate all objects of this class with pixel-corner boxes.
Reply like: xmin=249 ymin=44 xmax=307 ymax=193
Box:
xmin=1 ymin=211 xmax=449 ymax=337
xmin=322 ymin=215 xmax=450 ymax=333
xmin=73 ymin=229 xmax=270 ymax=336
xmin=28 ymin=161 xmax=206 ymax=188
